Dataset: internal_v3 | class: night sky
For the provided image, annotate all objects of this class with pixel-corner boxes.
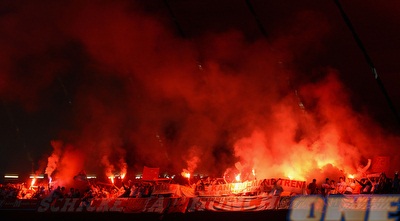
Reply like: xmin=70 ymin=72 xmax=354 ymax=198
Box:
xmin=0 ymin=0 xmax=399 ymax=184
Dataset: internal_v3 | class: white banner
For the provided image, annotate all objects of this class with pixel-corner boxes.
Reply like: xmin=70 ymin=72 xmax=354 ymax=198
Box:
xmin=187 ymin=195 xmax=280 ymax=212
xmin=198 ymin=178 xmax=306 ymax=196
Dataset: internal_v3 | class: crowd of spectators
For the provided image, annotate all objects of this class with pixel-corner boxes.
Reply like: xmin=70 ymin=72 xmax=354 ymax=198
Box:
xmin=1 ymin=172 xmax=399 ymax=201
xmin=0 ymin=180 xmax=159 ymax=201
xmin=306 ymin=172 xmax=400 ymax=196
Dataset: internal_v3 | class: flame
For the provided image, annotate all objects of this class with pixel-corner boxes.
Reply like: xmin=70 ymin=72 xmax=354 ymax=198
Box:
xmin=181 ymin=171 xmax=191 ymax=179
xmin=30 ymin=177 xmax=36 ymax=187
xmin=348 ymin=174 xmax=354 ymax=179
xmin=181 ymin=168 xmax=191 ymax=179
xmin=235 ymin=173 xmax=241 ymax=182
xmin=48 ymin=176 xmax=52 ymax=184
xmin=252 ymin=169 xmax=256 ymax=177
xmin=232 ymin=121 xmax=370 ymax=183
xmin=109 ymin=175 xmax=115 ymax=184
xmin=121 ymin=173 xmax=126 ymax=180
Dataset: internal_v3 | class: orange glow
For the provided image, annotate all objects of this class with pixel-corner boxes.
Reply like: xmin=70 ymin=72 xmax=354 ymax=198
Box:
xmin=109 ymin=176 xmax=115 ymax=184
xmin=235 ymin=173 xmax=241 ymax=182
xmin=229 ymin=84 xmax=386 ymax=184
xmin=120 ymin=162 xmax=127 ymax=180
xmin=348 ymin=174 xmax=354 ymax=179
xmin=181 ymin=170 xmax=191 ymax=179
xmin=280 ymin=165 xmax=306 ymax=181
xmin=30 ymin=177 xmax=36 ymax=187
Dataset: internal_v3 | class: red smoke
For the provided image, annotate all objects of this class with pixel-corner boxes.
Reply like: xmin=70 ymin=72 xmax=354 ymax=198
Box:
xmin=0 ymin=1 xmax=399 ymax=187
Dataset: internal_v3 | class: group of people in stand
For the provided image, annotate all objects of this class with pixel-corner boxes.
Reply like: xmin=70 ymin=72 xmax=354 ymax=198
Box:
xmin=307 ymin=172 xmax=400 ymax=196
xmin=0 ymin=179 xmax=160 ymax=201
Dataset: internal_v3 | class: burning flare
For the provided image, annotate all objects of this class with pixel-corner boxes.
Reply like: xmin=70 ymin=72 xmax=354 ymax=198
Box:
xmin=235 ymin=173 xmax=241 ymax=182
xmin=181 ymin=169 xmax=191 ymax=179
xmin=109 ymin=175 xmax=115 ymax=184
xmin=30 ymin=177 xmax=36 ymax=188
xmin=45 ymin=140 xmax=62 ymax=182
xmin=119 ymin=159 xmax=127 ymax=180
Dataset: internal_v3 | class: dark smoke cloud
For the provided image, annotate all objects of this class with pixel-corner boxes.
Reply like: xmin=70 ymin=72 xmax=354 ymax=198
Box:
xmin=0 ymin=1 xmax=399 ymax=186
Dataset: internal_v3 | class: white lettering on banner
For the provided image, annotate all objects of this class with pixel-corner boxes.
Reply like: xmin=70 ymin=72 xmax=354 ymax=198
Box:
xmin=0 ymin=199 xmax=38 ymax=211
xmin=96 ymin=199 xmax=111 ymax=212
xmin=50 ymin=199 xmax=62 ymax=212
xmin=289 ymin=195 xmax=400 ymax=221
xmin=324 ymin=196 xmax=368 ymax=221
xmin=199 ymin=179 xmax=306 ymax=196
xmin=187 ymin=196 xmax=280 ymax=212
xmin=87 ymin=200 xmax=97 ymax=212
xmin=89 ymin=199 xmax=125 ymax=212
xmin=145 ymin=198 xmax=165 ymax=213
xmin=289 ymin=195 xmax=325 ymax=221
xmin=38 ymin=197 xmax=52 ymax=212
xmin=110 ymin=199 xmax=124 ymax=212
xmin=151 ymin=179 xmax=306 ymax=197
xmin=36 ymin=198 xmax=128 ymax=212
xmin=33 ymin=195 xmax=284 ymax=213
xmin=60 ymin=198 xmax=80 ymax=212
xmin=75 ymin=201 xmax=86 ymax=212
xmin=369 ymin=196 xmax=400 ymax=221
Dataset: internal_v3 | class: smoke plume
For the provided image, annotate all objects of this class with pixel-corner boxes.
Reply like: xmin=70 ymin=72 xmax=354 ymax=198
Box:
xmin=0 ymin=1 xmax=399 ymax=188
